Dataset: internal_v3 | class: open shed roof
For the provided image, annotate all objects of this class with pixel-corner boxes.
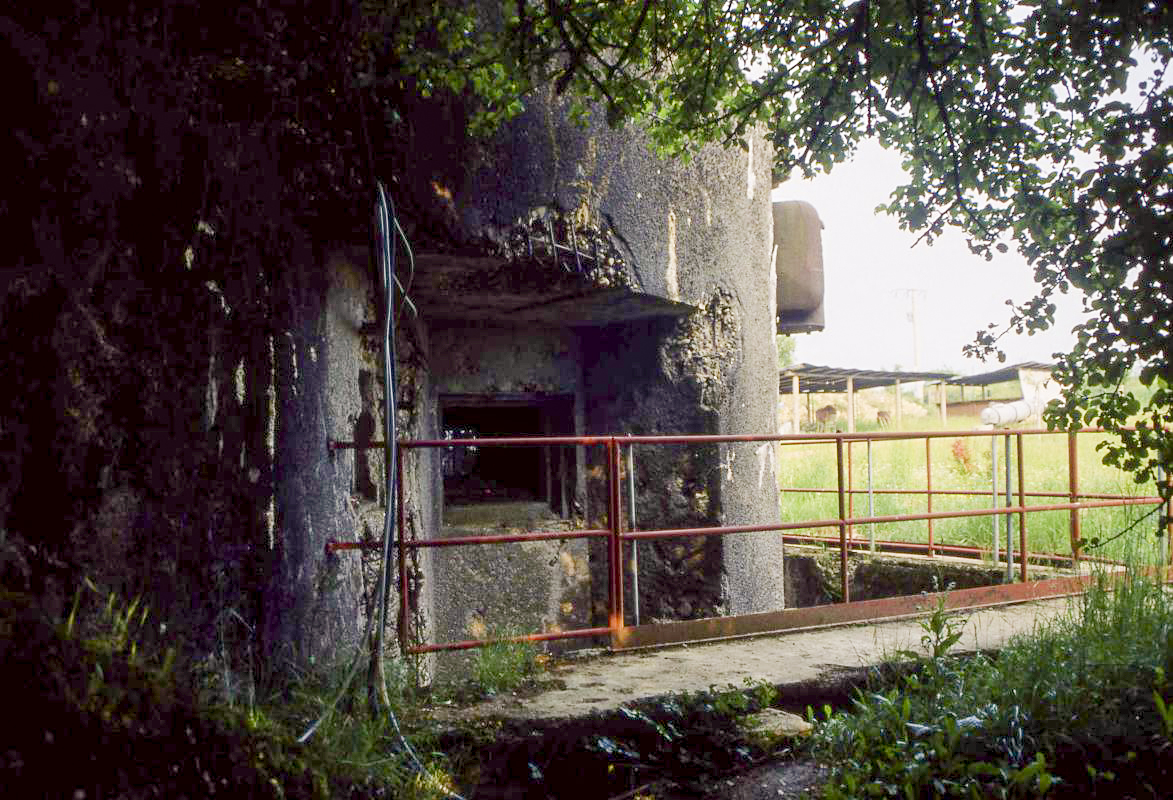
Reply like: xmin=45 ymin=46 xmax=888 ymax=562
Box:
xmin=948 ymin=362 xmax=1055 ymax=387
xmin=779 ymin=363 xmax=955 ymax=394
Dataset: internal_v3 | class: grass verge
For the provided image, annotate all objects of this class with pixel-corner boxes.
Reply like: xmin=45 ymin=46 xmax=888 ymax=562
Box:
xmin=0 ymin=582 xmax=470 ymax=799
xmin=807 ymin=567 xmax=1173 ymax=798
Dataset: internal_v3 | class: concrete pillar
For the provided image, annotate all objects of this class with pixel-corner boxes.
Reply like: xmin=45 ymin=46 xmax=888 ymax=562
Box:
xmin=939 ymin=381 xmax=947 ymax=425
xmin=894 ymin=379 xmax=903 ymax=429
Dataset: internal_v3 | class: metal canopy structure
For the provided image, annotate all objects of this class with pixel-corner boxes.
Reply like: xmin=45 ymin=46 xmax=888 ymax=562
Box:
xmin=948 ymin=362 xmax=1055 ymax=387
xmin=779 ymin=363 xmax=957 ymax=431
xmin=779 ymin=363 xmax=954 ymax=394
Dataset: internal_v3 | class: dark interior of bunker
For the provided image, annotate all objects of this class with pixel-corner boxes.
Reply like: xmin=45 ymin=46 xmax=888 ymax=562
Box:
xmin=441 ymin=394 xmax=575 ymax=516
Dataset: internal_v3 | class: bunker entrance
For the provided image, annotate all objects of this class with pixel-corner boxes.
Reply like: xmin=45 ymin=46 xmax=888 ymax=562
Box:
xmin=441 ymin=394 xmax=575 ymax=518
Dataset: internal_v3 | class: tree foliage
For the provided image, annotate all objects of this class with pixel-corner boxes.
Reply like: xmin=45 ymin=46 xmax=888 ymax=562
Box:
xmin=502 ymin=0 xmax=1172 ymax=501
xmin=4 ymin=1 xmax=1169 ymax=502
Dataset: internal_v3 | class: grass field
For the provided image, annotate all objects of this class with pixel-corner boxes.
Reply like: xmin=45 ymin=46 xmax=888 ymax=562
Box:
xmin=776 ymin=424 xmax=1167 ymax=566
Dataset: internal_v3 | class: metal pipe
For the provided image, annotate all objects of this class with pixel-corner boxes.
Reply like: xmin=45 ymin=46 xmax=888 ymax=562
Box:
xmin=925 ymin=437 xmax=934 ymax=557
xmin=331 ymin=424 xmax=1137 ymax=450
xmin=1068 ymin=430 xmax=1082 ymax=565
xmin=407 ymin=626 xmax=615 ymax=654
xmin=396 ymin=443 xmax=409 ymax=654
xmin=607 ymin=438 xmax=623 ymax=631
xmin=1005 ymin=434 xmax=1013 ymax=582
xmin=776 ymin=487 xmax=1148 ymax=501
xmin=332 ymin=491 xmax=1160 ymax=552
xmin=327 ymin=528 xmax=609 ymax=552
xmin=780 ymin=533 xmax=1124 ymax=566
xmin=627 ymin=443 xmax=640 ymax=626
xmin=867 ymin=438 xmax=876 ymax=552
xmin=1017 ymin=433 xmax=1027 ymax=583
xmin=836 ymin=437 xmax=849 ymax=603
xmin=847 ymin=439 xmax=854 ymax=545
xmin=559 ymin=445 xmax=569 ymax=519
xmin=991 ymin=434 xmax=1000 ymax=564
xmin=622 ymin=496 xmax=1160 ymax=541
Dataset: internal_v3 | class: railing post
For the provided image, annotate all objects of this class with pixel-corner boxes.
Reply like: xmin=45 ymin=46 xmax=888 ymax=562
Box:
xmin=627 ymin=443 xmax=640 ymax=626
xmin=607 ymin=438 xmax=624 ymax=634
xmin=867 ymin=437 xmax=876 ymax=553
xmin=1068 ymin=430 xmax=1082 ymax=565
xmin=847 ymin=439 xmax=854 ymax=545
xmin=1017 ymin=433 xmax=1027 ymax=583
xmin=1005 ymin=434 xmax=1013 ymax=582
xmin=396 ymin=442 xmax=409 ymax=654
xmin=991 ymin=433 xmax=1000 ymax=564
xmin=835 ymin=436 xmax=850 ymax=603
xmin=926 ymin=437 xmax=934 ymax=557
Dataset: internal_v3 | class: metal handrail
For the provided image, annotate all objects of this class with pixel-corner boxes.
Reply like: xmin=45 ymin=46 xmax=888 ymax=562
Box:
xmin=325 ymin=427 xmax=1166 ymax=654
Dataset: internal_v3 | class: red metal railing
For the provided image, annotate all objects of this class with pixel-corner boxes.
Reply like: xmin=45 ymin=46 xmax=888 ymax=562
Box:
xmin=326 ymin=427 xmax=1167 ymax=654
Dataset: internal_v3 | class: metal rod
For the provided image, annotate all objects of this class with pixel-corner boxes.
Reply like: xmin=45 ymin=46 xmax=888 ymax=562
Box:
xmin=608 ymin=438 xmax=624 ymax=630
xmin=331 ymin=491 xmax=1160 ymax=553
xmin=396 ymin=443 xmax=409 ymax=654
xmin=408 ymin=626 xmax=615 ymax=654
xmin=847 ymin=439 xmax=854 ymax=546
xmin=1017 ymin=432 xmax=1027 ymax=583
xmin=1005 ymin=433 xmax=1013 ymax=582
xmin=331 ymin=424 xmax=1138 ymax=450
xmin=621 ymin=497 xmax=1159 ymax=541
xmin=991 ymin=433 xmax=1000 ymax=564
xmin=780 ymin=533 xmax=1123 ymax=566
xmin=559 ymin=445 xmax=569 ymax=519
xmin=867 ymin=438 xmax=875 ymax=552
xmin=1068 ymin=430 xmax=1082 ymax=565
xmin=776 ymin=487 xmax=1147 ymax=501
xmin=628 ymin=443 xmax=640 ymax=626
xmin=836 ymin=437 xmax=850 ymax=603
xmin=925 ymin=437 xmax=934 ymax=557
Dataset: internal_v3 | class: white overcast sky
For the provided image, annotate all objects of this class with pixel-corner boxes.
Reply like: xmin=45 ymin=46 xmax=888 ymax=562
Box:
xmin=771 ymin=139 xmax=1088 ymax=377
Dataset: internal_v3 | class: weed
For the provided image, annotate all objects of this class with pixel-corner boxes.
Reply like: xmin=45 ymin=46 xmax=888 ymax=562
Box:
xmin=471 ymin=628 xmax=539 ymax=696
xmin=950 ymin=438 xmax=977 ymax=476
xmin=808 ymin=562 xmax=1173 ymax=798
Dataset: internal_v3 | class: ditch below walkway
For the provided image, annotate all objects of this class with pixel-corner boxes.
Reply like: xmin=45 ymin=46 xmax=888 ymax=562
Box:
xmin=437 ymin=595 xmax=1079 ymax=798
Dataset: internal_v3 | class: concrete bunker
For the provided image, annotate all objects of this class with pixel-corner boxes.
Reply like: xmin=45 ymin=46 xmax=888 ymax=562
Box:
xmin=311 ymin=86 xmax=837 ymax=665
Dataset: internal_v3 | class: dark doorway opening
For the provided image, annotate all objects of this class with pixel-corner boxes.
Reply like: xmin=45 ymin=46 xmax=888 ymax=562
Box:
xmin=440 ymin=394 xmax=575 ymax=516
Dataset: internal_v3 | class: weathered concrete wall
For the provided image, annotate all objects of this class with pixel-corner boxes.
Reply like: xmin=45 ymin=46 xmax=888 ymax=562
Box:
xmin=407 ymin=89 xmax=787 ymax=624
xmin=0 ymin=250 xmax=383 ymax=675
xmin=429 ymin=324 xmax=581 ymax=396
xmin=425 ymin=322 xmax=589 ymax=656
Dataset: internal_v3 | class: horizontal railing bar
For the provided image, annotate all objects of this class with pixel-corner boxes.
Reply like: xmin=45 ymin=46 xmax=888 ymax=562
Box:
xmin=624 ymin=496 xmax=1160 ymax=541
xmin=328 ymin=528 xmax=610 ymax=553
xmin=779 ymin=533 xmax=1123 ymax=566
xmin=336 ymin=426 xmax=1141 ymax=452
xmin=407 ymin=626 xmax=613 ymax=654
xmin=777 ymin=486 xmax=1161 ymax=502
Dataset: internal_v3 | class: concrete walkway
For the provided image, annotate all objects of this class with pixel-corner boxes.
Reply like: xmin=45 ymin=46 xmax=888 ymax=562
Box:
xmin=451 ymin=597 xmax=1077 ymax=722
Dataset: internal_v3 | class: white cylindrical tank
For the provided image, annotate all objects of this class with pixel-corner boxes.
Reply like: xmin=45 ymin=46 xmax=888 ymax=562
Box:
xmin=980 ymin=400 xmax=1035 ymax=426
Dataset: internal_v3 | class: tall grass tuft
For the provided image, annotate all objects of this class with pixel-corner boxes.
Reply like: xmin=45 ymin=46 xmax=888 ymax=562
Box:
xmin=809 ymin=563 xmax=1173 ymax=797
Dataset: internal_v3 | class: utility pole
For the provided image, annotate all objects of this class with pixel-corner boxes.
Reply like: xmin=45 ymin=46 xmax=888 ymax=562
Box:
xmin=894 ymin=288 xmax=926 ymax=399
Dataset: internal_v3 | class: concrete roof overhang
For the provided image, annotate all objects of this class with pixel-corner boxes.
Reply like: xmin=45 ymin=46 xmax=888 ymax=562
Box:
xmin=361 ymin=248 xmax=695 ymax=325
